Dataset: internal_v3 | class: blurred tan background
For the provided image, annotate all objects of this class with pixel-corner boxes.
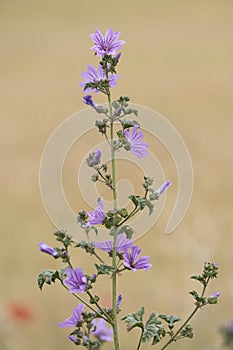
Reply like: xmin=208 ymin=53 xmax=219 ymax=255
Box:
xmin=1 ymin=0 xmax=233 ymax=349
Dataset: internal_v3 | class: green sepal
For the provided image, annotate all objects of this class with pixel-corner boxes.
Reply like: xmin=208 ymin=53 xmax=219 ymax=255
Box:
xmin=121 ymin=307 xmax=145 ymax=331
xmin=118 ymin=208 xmax=128 ymax=218
xmin=207 ymin=296 xmax=219 ymax=304
xmin=103 ymin=215 xmax=122 ymax=229
xmin=180 ymin=324 xmax=193 ymax=339
xmin=120 ymin=119 xmax=139 ymax=130
xmin=117 ymin=95 xmax=130 ymax=107
xmin=95 ymin=264 xmax=115 ymax=275
xmin=142 ymin=312 xmax=165 ymax=344
xmin=95 ymin=119 xmax=109 ymax=135
xmin=54 ymin=229 xmax=74 ymax=247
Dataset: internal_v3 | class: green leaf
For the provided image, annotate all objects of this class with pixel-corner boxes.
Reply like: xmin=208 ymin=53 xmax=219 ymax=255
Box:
xmin=124 ymin=108 xmax=139 ymax=117
xmin=190 ymin=274 xmax=204 ymax=284
xmin=144 ymin=199 xmax=154 ymax=215
xmin=95 ymin=264 xmax=115 ymax=275
xmin=121 ymin=307 xmax=145 ymax=331
xmin=118 ymin=225 xmax=134 ymax=239
xmin=159 ymin=314 xmax=181 ymax=328
xmin=189 ymin=290 xmax=207 ymax=305
xmin=37 ymin=269 xmax=59 ymax=290
xmin=59 ymin=266 xmax=68 ymax=281
xmin=142 ymin=312 xmax=165 ymax=344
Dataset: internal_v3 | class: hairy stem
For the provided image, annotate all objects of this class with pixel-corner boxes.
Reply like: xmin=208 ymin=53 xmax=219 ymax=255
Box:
xmin=61 ymin=282 xmax=112 ymax=324
xmin=87 ymin=291 xmax=113 ymax=323
xmin=160 ymin=277 xmax=211 ymax=350
xmin=107 ymin=89 xmax=120 ymax=350
xmin=136 ymin=327 xmax=144 ymax=350
xmin=117 ymin=206 xmax=140 ymax=227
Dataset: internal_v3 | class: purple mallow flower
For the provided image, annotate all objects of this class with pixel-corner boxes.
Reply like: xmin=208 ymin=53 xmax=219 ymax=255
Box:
xmin=39 ymin=242 xmax=58 ymax=257
xmin=114 ymin=106 xmax=122 ymax=117
xmin=90 ymin=28 xmax=125 ymax=57
xmin=115 ymin=52 xmax=121 ymax=62
xmin=123 ymin=246 xmax=152 ymax=271
xmin=124 ymin=125 xmax=149 ymax=158
xmin=64 ymin=267 xmax=87 ymax=293
xmin=91 ymin=318 xmax=113 ymax=342
xmin=83 ymin=95 xmax=98 ymax=109
xmin=116 ymin=295 xmax=122 ymax=307
xmin=211 ymin=292 xmax=221 ymax=298
xmin=68 ymin=335 xmax=77 ymax=344
xmin=80 ymin=64 xmax=119 ymax=93
xmin=149 ymin=181 xmax=171 ymax=201
xmin=156 ymin=181 xmax=171 ymax=197
xmin=86 ymin=198 xmax=105 ymax=226
xmin=93 ymin=233 xmax=132 ymax=253
xmin=58 ymin=304 xmax=85 ymax=328
xmin=93 ymin=149 xmax=102 ymax=165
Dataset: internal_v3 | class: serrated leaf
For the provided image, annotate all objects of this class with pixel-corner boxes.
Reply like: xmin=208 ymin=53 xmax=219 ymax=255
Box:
xmin=152 ymin=330 xmax=166 ymax=346
xmin=144 ymin=200 xmax=154 ymax=215
xmin=142 ymin=312 xmax=165 ymax=344
xmin=121 ymin=307 xmax=145 ymax=331
xmin=190 ymin=275 xmax=204 ymax=284
xmin=95 ymin=264 xmax=115 ymax=275
xmin=59 ymin=266 xmax=68 ymax=281
xmin=159 ymin=314 xmax=181 ymax=326
xmin=124 ymin=108 xmax=139 ymax=117
xmin=37 ymin=269 xmax=60 ymax=290
xmin=118 ymin=225 xmax=134 ymax=239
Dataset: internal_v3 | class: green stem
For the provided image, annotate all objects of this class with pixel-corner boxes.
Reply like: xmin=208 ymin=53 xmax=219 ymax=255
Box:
xmin=117 ymin=206 xmax=140 ymax=227
xmin=97 ymin=169 xmax=113 ymax=190
xmin=107 ymin=89 xmax=120 ymax=350
xmin=117 ymin=185 xmax=148 ymax=227
xmin=104 ymin=131 xmax=111 ymax=146
xmin=160 ymin=307 xmax=198 ymax=350
xmin=61 ymin=282 xmax=112 ymax=324
xmin=136 ymin=328 xmax=144 ymax=350
xmin=160 ymin=278 xmax=210 ymax=350
xmin=87 ymin=291 xmax=113 ymax=323
xmin=93 ymin=251 xmax=106 ymax=264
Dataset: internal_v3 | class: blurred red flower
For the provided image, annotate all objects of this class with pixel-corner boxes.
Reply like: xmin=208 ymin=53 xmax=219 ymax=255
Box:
xmin=7 ymin=301 xmax=35 ymax=323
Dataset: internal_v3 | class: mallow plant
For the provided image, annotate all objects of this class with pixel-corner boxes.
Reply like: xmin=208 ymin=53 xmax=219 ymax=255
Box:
xmin=38 ymin=28 xmax=220 ymax=350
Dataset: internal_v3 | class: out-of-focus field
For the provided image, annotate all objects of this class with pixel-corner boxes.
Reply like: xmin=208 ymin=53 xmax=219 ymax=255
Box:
xmin=1 ymin=1 xmax=233 ymax=349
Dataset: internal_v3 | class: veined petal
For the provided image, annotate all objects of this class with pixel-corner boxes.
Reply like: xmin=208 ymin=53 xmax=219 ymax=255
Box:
xmin=90 ymin=28 xmax=125 ymax=57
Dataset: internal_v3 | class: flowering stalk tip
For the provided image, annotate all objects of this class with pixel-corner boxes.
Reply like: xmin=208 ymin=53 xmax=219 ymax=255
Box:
xmin=90 ymin=28 xmax=125 ymax=57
